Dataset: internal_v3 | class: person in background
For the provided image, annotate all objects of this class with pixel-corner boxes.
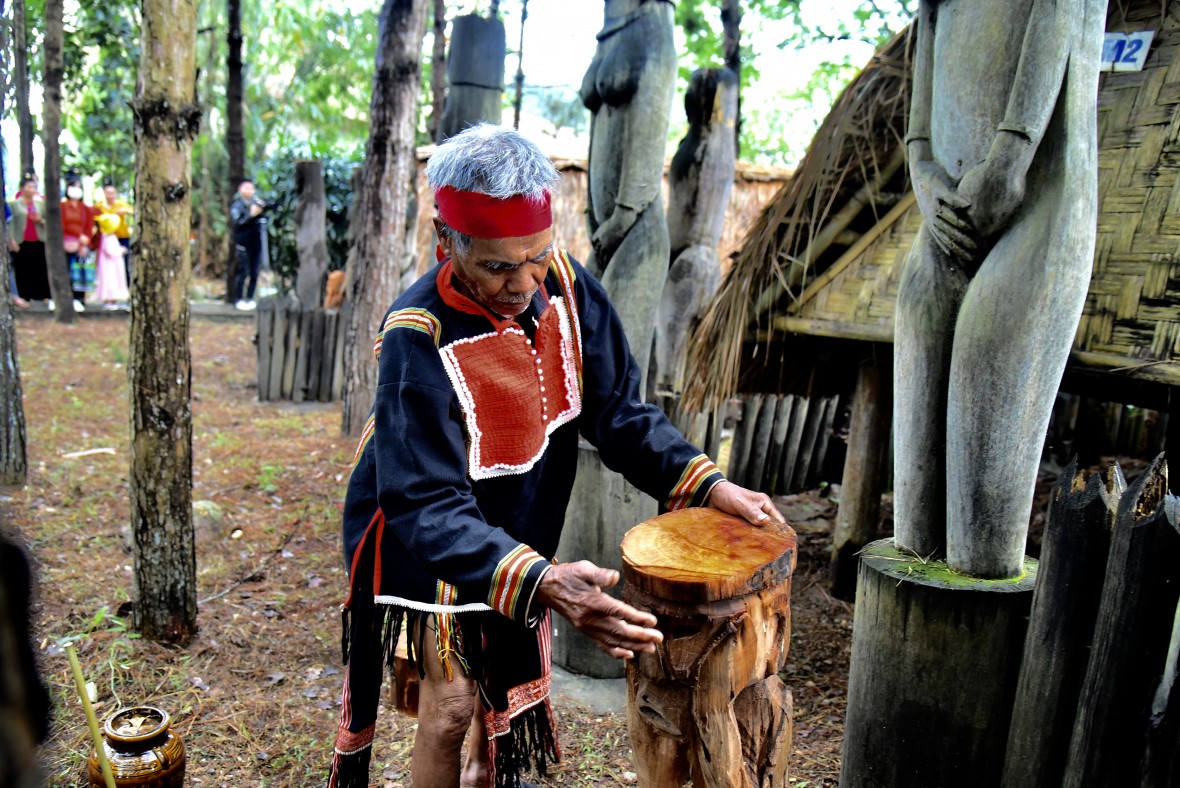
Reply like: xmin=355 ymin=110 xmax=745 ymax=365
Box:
xmin=6 ymin=173 xmax=50 ymax=306
xmin=60 ymin=171 xmax=96 ymax=312
xmin=230 ymin=179 xmax=266 ymax=311
xmin=92 ymin=212 xmax=129 ymax=310
xmin=99 ymin=181 xmax=133 ymax=282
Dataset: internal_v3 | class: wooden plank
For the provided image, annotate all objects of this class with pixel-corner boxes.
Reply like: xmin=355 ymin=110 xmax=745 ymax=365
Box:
xmin=1070 ymin=350 xmax=1180 ymax=386
xmin=769 ymin=316 xmax=894 ymax=343
xmin=292 ymin=308 xmax=313 ymax=404
xmin=269 ymin=303 xmax=289 ymax=402
xmin=727 ymin=394 xmax=762 ymax=488
xmin=791 ymin=396 xmax=827 ymax=492
xmin=319 ymin=311 xmax=338 ymax=402
xmin=763 ymin=396 xmax=795 ymax=495
xmin=779 ymin=396 xmax=811 ymax=495
xmin=745 ymin=395 xmax=780 ymax=493
xmin=257 ymin=299 xmax=275 ymax=402
xmin=307 ymin=310 xmax=325 ymax=400
xmin=281 ymin=307 xmax=300 ymax=400
xmin=1063 ymin=458 xmax=1180 ymax=788
xmin=332 ymin=302 xmax=352 ymax=402
xmin=807 ymin=395 xmax=840 ymax=489
xmin=1002 ymin=462 xmax=1121 ymax=788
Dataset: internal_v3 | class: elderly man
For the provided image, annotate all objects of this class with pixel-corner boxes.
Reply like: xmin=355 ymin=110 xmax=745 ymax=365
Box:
xmin=327 ymin=124 xmax=780 ymax=788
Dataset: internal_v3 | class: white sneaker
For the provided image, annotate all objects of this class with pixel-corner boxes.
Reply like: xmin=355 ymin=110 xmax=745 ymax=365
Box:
xmin=246 ymin=299 xmax=257 ymax=310
xmin=235 ymin=299 xmax=252 ymax=311
xmin=72 ymin=299 xmax=85 ymax=313
xmin=47 ymin=299 xmax=55 ymax=311
xmin=103 ymin=302 xmax=121 ymax=311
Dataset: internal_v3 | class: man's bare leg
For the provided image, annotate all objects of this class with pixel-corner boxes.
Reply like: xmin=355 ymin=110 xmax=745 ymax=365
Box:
xmin=410 ymin=616 xmax=479 ymax=788
xmin=460 ymin=695 xmax=490 ymax=787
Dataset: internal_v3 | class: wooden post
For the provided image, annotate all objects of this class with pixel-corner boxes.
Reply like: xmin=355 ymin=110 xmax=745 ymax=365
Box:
xmin=294 ymin=160 xmax=330 ymax=309
xmin=790 ymin=396 xmax=826 ymax=492
xmin=840 ymin=540 xmax=1036 ymax=787
xmin=269 ymin=303 xmax=288 ymax=401
xmin=1062 ymin=456 xmax=1180 ymax=788
xmin=807 ymin=395 xmax=839 ymax=489
xmin=281 ymin=307 xmax=299 ymax=400
xmin=1001 ymin=461 xmax=1120 ymax=788
xmin=319 ymin=311 xmax=338 ymax=402
xmin=331 ymin=302 xmax=351 ymax=401
xmin=307 ymin=310 xmax=325 ymax=399
xmin=745 ymin=394 xmax=779 ymax=493
xmin=778 ymin=396 xmax=810 ymax=495
xmin=830 ymin=356 xmax=892 ymax=601
xmin=437 ymin=13 xmax=505 ymax=139
xmin=257 ymin=300 xmax=274 ymax=401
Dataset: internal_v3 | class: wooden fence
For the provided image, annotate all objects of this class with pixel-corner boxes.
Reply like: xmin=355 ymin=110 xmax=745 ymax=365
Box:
xmin=724 ymin=392 xmax=847 ymax=495
xmin=1045 ymin=393 xmax=1167 ymax=467
xmin=255 ymin=298 xmax=353 ymax=402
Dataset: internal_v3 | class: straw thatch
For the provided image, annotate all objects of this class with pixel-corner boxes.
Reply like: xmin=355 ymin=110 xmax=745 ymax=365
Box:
xmin=688 ymin=0 xmax=1180 ymax=411
xmin=411 ymin=150 xmax=789 ymax=280
xmin=681 ymin=28 xmax=914 ymax=413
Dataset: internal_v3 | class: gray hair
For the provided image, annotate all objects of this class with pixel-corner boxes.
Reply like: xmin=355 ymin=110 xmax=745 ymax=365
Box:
xmin=427 ymin=123 xmax=560 ymax=255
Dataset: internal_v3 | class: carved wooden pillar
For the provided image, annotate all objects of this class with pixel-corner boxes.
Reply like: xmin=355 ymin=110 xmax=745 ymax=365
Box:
xmin=437 ymin=13 xmax=505 ymax=140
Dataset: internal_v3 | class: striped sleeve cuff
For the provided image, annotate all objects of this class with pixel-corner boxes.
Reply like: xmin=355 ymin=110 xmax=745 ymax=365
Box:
xmin=488 ymin=544 xmax=552 ymax=626
xmin=665 ymin=454 xmax=726 ymax=511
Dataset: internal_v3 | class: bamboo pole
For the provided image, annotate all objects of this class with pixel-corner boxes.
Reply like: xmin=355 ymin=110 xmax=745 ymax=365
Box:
xmin=66 ymin=644 xmax=116 ymax=788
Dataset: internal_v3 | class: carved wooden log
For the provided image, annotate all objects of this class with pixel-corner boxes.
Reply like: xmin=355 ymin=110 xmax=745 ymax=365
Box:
xmin=1063 ymin=456 xmax=1180 ymax=788
xmin=294 ymin=160 xmax=329 ymax=308
xmin=840 ymin=540 xmax=1036 ymax=788
xmin=622 ymin=508 xmax=796 ymax=787
xmin=438 ymin=14 xmax=505 ymax=140
xmin=1001 ymin=461 xmax=1120 ymax=788
xmin=830 ymin=357 xmax=892 ymax=601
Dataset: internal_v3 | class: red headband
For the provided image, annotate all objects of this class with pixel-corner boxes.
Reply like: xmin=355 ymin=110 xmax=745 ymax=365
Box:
xmin=435 ymin=186 xmax=552 ymax=239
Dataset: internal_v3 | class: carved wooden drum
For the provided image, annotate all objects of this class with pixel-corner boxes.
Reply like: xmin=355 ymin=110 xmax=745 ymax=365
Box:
xmin=621 ymin=508 xmax=796 ymax=788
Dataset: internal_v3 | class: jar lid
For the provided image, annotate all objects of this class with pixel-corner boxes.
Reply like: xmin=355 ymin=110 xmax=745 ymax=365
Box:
xmin=104 ymin=706 xmax=170 ymax=743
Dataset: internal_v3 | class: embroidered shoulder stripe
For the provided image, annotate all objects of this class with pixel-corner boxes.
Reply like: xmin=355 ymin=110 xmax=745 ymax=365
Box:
xmin=488 ymin=544 xmax=548 ymax=619
xmin=666 ymin=454 xmax=722 ymax=511
xmin=373 ymin=307 xmax=442 ymax=361
xmin=549 ymin=250 xmax=583 ymax=391
xmin=350 ymin=413 xmax=377 ymax=469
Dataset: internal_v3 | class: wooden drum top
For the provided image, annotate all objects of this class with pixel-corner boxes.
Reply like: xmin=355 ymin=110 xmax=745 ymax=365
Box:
xmin=621 ymin=508 xmax=797 ymax=603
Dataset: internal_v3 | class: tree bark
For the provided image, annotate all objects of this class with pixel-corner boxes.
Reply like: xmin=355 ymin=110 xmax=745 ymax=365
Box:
xmin=428 ymin=0 xmax=447 ymax=142
xmin=13 ymin=0 xmax=34 ymax=176
xmin=224 ymin=0 xmax=244 ymax=302
xmin=294 ymin=160 xmax=329 ymax=308
xmin=720 ymin=0 xmax=741 ymax=155
xmin=0 ymin=13 xmax=28 ymax=487
xmin=340 ymin=0 xmax=428 ymax=437
xmin=129 ymin=0 xmax=200 ymax=645
xmin=42 ymin=0 xmax=74 ymax=324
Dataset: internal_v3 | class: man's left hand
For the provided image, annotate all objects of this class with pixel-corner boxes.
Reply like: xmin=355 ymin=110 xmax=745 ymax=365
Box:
xmin=707 ymin=480 xmax=785 ymax=527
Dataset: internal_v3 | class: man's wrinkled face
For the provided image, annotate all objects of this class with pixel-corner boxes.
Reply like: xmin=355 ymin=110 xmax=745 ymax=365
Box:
xmin=438 ymin=221 xmax=553 ymax=319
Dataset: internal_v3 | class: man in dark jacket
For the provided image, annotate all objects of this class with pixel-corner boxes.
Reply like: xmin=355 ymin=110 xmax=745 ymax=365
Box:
xmin=230 ymin=179 xmax=265 ymax=310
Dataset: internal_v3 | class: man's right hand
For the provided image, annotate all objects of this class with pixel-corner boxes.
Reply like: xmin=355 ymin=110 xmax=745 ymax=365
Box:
xmin=536 ymin=560 xmax=662 ymax=660
xmin=8 ymin=239 xmax=18 ymax=253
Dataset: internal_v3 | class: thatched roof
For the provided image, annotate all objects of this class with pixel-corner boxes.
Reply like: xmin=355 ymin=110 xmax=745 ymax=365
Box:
xmin=682 ymin=28 xmax=914 ymax=412
xmin=687 ymin=0 xmax=1180 ymax=411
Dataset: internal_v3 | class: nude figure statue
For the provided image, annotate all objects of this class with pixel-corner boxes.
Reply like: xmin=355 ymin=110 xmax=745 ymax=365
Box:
xmin=581 ymin=0 xmax=677 ymax=389
xmin=893 ymin=0 xmax=1106 ymax=578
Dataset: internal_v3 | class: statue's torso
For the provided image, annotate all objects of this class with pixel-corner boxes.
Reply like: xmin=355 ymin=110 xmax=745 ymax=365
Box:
xmin=930 ymin=0 xmax=1035 ymax=179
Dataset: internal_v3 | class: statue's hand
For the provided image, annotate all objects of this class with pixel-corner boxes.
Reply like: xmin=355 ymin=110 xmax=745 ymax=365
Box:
xmin=590 ymin=203 xmax=640 ymax=263
xmin=911 ymin=160 xmax=978 ymax=265
xmin=956 ymin=155 xmax=1027 ymax=242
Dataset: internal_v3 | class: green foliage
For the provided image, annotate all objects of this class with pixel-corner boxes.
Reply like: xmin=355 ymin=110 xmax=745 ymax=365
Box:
xmin=251 ymin=142 xmax=363 ymax=292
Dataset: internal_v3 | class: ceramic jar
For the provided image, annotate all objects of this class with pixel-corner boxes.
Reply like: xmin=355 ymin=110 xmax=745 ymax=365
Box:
xmin=87 ymin=705 xmax=185 ymax=788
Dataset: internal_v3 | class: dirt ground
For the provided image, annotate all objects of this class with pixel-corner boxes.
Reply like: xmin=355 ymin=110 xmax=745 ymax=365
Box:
xmin=5 ymin=314 xmax=861 ymax=786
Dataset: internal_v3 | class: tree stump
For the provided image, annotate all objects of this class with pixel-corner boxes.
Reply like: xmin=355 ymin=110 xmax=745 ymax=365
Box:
xmin=622 ymin=508 xmax=796 ymax=787
xmin=840 ymin=539 xmax=1037 ymax=788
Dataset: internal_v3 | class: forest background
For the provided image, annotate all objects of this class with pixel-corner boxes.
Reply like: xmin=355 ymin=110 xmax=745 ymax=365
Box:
xmin=1 ymin=0 xmax=912 ymax=290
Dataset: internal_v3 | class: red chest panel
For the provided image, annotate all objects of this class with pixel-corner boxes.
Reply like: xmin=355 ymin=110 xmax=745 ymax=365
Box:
xmin=439 ymin=296 xmax=582 ymax=480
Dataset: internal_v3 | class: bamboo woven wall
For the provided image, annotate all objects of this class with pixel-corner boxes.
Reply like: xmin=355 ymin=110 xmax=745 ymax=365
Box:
xmin=773 ymin=1 xmax=1180 ymax=387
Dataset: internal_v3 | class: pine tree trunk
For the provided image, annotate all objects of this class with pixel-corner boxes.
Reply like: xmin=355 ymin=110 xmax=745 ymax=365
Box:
xmin=129 ymin=0 xmax=200 ymax=645
xmin=224 ymin=0 xmax=244 ymax=302
xmin=0 ymin=10 xmax=28 ymax=487
xmin=42 ymin=0 xmax=74 ymax=325
xmin=340 ymin=0 xmax=428 ymax=437
xmin=429 ymin=0 xmax=446 ymax=141
xmin=13 ymin=0 xmax=34 ymax=176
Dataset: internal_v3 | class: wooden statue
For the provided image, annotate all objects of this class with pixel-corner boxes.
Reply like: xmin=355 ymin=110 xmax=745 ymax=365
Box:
xmin=437 ymin=13 xmax=505 ymax=140
xmin=894 ymin=0 xmax=1106 ymax=578
xmin=653 ymin=67 xmax=738 ymax=406
xmin=581 ymin=0 xmax=677 ymax=387
xmin=622 ymin=508 xmax=796 ymax=787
